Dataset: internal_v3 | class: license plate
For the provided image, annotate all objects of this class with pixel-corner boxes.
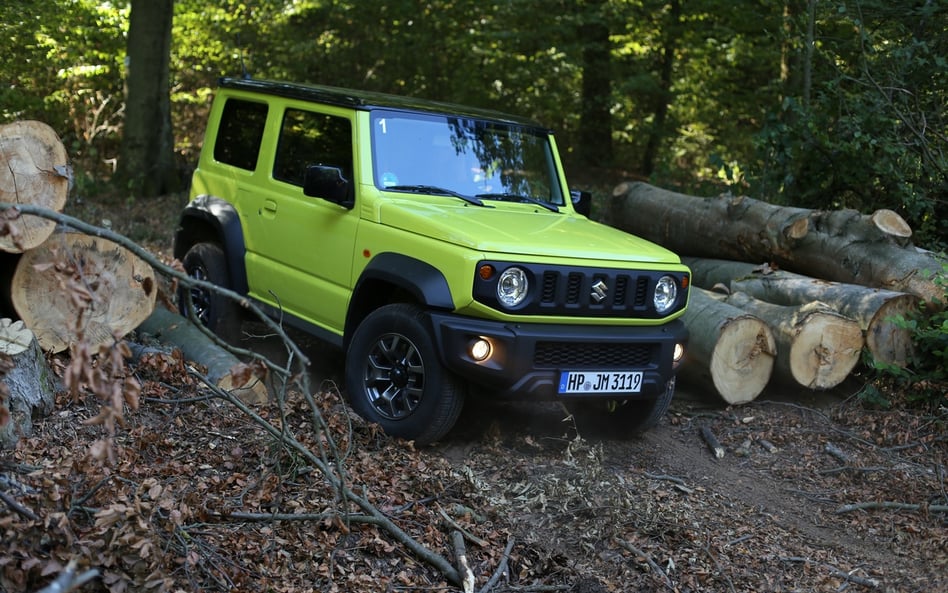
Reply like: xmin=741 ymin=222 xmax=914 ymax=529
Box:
xmin=558 ymin=371 xmax=643 ymax=394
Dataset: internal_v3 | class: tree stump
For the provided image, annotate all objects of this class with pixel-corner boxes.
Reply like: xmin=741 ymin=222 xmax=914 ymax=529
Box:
xmin=11 ymin=231 xmax=157 ymax=352
xmin=679 ymin=288 xmax=776 ymax=405
xmin=0 ymin=318 xmax=55 ymax=449
xmin=0 ymin=120 xmax=70 ymax=252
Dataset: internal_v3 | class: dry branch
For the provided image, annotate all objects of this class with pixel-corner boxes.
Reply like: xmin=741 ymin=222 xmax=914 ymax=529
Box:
xmin=700 ymin=426 xmax=725 ymax=459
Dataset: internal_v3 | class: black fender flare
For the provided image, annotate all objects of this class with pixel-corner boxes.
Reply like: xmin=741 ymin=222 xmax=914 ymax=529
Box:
xmin=173 ymin=195 xmax=249 ymax=295
xmin=346 ymin=253 xmax=455 ymax=339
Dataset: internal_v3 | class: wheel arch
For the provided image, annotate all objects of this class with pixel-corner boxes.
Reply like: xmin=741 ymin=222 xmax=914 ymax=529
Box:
xmin=173 ymin=195 xmax=249 ymax=295
xmin=345 ymin=253 xmax=455 ymax=347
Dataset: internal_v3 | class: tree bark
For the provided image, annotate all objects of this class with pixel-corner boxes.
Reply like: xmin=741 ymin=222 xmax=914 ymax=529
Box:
xmin=117 ymin=0 xmax=179 ymax=197
xmin=605 ymin=181 xmax=945 ymax=307
xmin=10 ymin=231 xmax=157 ymax=352
xmin=724 ymin=292 xmax=863 ymax=390
xmin=0 ymin=120 xmax=70 ymax=252
xmin=683 ymin=257 xmax=919 ymax=367
xmin=0 ymin=318 xmax=55 ymax=449
xmin=679 ymin=288 xmax=776 ymax=405
xmin=136 ymin=306 xmax=269 ymax=404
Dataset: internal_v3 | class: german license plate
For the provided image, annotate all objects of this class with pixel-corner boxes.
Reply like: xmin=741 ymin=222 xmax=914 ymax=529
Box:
xmin=558 ymin=371 xmax=643 ymax=394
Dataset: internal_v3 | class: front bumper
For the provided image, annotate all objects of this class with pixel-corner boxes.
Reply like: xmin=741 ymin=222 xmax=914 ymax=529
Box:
xmin=427 ymin=311 xmax=687 ymax=400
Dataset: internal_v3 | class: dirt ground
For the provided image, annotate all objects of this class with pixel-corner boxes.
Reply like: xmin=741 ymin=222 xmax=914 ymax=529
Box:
xmin=0 ymin=193 xmax=944 ymax=592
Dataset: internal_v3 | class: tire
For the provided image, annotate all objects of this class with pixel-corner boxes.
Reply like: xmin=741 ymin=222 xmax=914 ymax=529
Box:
xmin=345 ymin=303 xmax=465 ymax=445
xmin=565 ymin=378 xmax=676 ymax=439
xmin=178 ymin=242 xmax=243 ymax=344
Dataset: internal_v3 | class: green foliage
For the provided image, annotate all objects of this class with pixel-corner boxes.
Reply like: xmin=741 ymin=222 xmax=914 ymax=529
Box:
xmin=869 ymin=263 xmax=948 ymax=407
xmin=751 ymin=0 xmax=947 ymax=248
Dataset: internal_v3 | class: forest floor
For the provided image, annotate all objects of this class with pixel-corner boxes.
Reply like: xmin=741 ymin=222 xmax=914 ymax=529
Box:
xmin=0 ymin=192 xmax=946 ymax=593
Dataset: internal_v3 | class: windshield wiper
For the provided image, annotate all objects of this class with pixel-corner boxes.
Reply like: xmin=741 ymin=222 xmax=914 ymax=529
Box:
xmin=475 ymin=192 xmax=560 ymax=213
xmin=386 ymin=185 xmax=489 ymax=207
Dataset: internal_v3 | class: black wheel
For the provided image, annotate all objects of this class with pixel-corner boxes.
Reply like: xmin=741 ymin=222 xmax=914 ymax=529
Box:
xmin=179 ymin=242 xmax=242 ymax=344
xmin=565 ymin=378 xmax=676 ymax=439
xmin=345 ymin=303 xmax=465 ymax=445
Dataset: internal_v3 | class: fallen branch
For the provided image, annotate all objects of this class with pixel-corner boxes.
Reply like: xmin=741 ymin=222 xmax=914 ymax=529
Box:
xmin=700 ymin=426 xmax=725 ymax=459
xmin=221 ymin=510 xmax=386 ymax=525
xmin=478 ymin=536 xmax=515 ymax=593
xmin=35 ymin=559 xmax=100 ymax=593
xmin=438 ymin=502 xmax=488 ymax=547
xmin=614 ymin=537 xmax=674 ymax=591
xmin=779 ymin=555 xmax=881 ymax=588
xmin=0 ymin=487 xmax=38 ymax=520
xmin=835 ymin=501 xmax=948 ymax=514
xmin=452 ymin=530 xmax=475 ymax=593
xmin=824 ymin=441 xmax=851 ymax=464
xmin=195 ymin=368 xmax=463 ymax=586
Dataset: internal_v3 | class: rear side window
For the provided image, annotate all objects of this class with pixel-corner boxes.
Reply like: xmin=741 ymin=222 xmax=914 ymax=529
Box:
xmin=213 ymin=98 xmax=268 ymax=170
xmin=273 ymin=109 xmax=353 ymax=186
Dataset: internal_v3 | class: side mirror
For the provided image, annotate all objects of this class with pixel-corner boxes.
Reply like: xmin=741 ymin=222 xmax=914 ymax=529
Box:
xmin=303 ymin=164 xmax=353 ymax=208
xmin=570 ymin=189 xmax=592 ymax=217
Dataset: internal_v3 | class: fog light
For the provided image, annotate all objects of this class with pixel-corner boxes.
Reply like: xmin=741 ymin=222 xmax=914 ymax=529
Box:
xmin=470 ymin=337 xmax=492 ymax=362
xmin=673 ymin=342 xmax=685 ymax=363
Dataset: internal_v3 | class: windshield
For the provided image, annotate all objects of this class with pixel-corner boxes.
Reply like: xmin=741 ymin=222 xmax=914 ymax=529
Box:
xmin=371 ymin=110 xmax=565 ymax=206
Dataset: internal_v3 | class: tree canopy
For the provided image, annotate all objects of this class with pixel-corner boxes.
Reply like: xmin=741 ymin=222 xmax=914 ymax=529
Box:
xmin=1 ymin=0 xmax=944 ymax=245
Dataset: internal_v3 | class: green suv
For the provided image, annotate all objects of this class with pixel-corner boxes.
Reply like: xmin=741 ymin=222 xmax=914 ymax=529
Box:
xmin=174 ymin=77 xmax=690 ymax=444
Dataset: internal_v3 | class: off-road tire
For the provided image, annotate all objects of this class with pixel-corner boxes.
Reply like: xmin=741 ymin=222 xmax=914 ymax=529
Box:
xmin=345 ymin=303 xmax=465 ymax=445
xmin=565 ymin=378 xmax=676 ymax=439
xmin=179 ymin=242 xmax=243 ymax=344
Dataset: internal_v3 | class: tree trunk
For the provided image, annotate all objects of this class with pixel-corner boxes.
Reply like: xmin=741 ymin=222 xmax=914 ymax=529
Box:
xmin=0 ymin=318 xmax=55 ymax=449
xmin=116 ymin=0 xmax=179 ymax=197
xmin=683 ymin=257 xmax=919 ymax=367
xmin=679 ymin=288 xmax=776 ymax=405
xmin=0 ymin=120 xmax=70 ymax=252
xmin=577 ymin=0 xmax=613 ymax=168
xmin=10 ymin=231 xmax=157 ymax=352
xmin=604 ymin=181 xmax=945 ymax=307
xmin=136 ymin=306 xmax=269 ymax=404
xmin=724 ymin=292 xmax=864 ymax=390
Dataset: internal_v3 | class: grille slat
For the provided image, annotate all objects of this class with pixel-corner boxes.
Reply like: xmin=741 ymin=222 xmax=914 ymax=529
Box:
xmin=534 ymin=341 xmax=655 ymax=368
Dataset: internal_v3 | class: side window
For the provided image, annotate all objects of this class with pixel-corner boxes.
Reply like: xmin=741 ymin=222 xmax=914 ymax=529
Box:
xmin=273 ymin=109 xmax=353 ymax=187
xmin=213 ymin=98 xmax=268 ymax=170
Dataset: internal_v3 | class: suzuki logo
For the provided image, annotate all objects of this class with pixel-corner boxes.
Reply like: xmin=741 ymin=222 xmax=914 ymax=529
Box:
xmin=591 ymin=279 xmax=608 ymax=303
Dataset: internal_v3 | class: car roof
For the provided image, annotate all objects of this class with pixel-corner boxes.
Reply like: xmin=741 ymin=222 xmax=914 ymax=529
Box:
xmin=218 ymin=77 xmax=550 ymax=132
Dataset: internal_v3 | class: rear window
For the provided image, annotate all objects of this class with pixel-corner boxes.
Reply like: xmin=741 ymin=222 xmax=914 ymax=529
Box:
xmin=213 ymin=98 xmax=268 ymax=170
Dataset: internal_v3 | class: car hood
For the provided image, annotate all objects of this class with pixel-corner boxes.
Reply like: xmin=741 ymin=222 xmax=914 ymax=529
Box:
xmin=378 ymin=199 xmax=680 ymax=264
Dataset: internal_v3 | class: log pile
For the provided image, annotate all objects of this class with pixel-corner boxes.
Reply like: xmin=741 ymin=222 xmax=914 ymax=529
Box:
xmin=0 ymin=120 xmax=265 ymax=448
xmin=601 ymin=181 xmax=944 ymax=404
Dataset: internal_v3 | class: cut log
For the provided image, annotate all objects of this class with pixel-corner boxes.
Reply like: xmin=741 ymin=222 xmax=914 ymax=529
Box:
xmin=683 ymin=257 xmax=920 ymax=367
xmin=723 ymin=292 xmax=864 ymax=390
xmin=605 ymin=182 xmax=946 ymax=307
xmin=0 ymin=318 xmax=55 ymax=449
xmin=136 ymin=306 xmax=268 ymax=404
xmin=0 ymin=120 xmax=70 ymax=252
xmin=10 ymin=231 xmax=157 ymax=352
xmin=680 ymin=288 xmax=776 ymax=404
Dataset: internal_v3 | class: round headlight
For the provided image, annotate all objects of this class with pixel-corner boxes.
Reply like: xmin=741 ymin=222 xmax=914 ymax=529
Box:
xmin=497 ymin=267 xmax=529 ymax=308
xmin=653 ymin=275 xmax=678 ymax=314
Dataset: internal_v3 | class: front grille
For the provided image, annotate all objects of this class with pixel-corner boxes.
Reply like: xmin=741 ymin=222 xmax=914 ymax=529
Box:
xmin=534 ymin=341 xmax=655 ymax=368
xmin=474 ymin=261 xmax=688 ymax=319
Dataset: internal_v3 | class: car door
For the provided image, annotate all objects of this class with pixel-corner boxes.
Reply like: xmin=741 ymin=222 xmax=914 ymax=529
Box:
xmin=242 ymin=104 xmax=359 ymax=336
